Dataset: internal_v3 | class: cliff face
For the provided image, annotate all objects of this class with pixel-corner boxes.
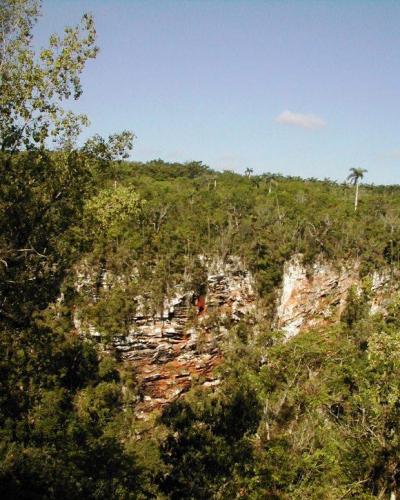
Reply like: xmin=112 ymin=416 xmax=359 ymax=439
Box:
xmin=73 ymin=253 xmax=398 ymax=415
xmin=74 ymin=256 xmax=256 ymax=417
xmin=275 ymin=255 xmax=397 ymax=338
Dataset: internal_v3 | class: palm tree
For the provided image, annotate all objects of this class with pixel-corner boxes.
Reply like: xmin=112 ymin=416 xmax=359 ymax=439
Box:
xmin=347 ymin=167 xmax=367 ymax=211
xmin=245 ymin=167 xmax=253 ymax=178
xmin=268 ymin=177 xmax=278 ymax=195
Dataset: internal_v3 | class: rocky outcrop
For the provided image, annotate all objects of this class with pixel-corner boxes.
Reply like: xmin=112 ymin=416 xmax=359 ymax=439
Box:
xmin=74 ymin=256 xmax=256 ymax=417
xmin=73 ymin=251 xmax=398 ymax=415
xmin=275 ymin=255 xmax=398 ymax=338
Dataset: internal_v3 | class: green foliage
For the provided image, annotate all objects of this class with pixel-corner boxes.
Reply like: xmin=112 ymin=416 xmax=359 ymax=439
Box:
xmin=69 ymin=156 xmax=400 ymax=497
xmin=347 ymin=167 xmax=368 ymax=185
xmin=0 ymin=324 xmax=146 ymax=499
xmin=82 ymin=131 xmax=135 ymax=163
xmin=142 ymin=298 xmax=400 ymax=498
xmin=0 ymin=2 xmax=145 ymax=497
xmin=85 ymin=185 xmax=142 ymax=237
xmin=0 ymin=150 xmax=92 ymax=326
xmin=158 ymin=385 xmax=261 ymax=499
xmin=0 ymin=0 xmax=98 ymax=151
xmin=341 ymin=283 xmax=370 ymax=327
xmin=82 ymin=159 xmax=400 ymax=323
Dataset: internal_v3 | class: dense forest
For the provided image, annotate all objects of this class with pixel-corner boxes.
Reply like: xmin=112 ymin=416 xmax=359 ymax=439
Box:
xmin=2 ymin=1 xmax=400 ymax=498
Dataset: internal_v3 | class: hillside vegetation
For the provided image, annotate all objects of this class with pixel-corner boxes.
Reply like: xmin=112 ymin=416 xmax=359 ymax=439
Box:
xmin=2 ymin=1 xmax=400 ymax=498
xmin=3 ymin=155 xmax=400 ymax=498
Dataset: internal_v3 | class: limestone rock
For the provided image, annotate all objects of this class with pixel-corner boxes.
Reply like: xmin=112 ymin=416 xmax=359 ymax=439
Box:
xmin=74 ymin=255 xmax=256 ymax=416
xmin=275 ymin=254 xmax=398 ymax=339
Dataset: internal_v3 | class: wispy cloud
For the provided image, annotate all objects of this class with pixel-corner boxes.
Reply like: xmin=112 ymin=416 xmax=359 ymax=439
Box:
xmin=276 ymin=110 xmax=326 ymax=130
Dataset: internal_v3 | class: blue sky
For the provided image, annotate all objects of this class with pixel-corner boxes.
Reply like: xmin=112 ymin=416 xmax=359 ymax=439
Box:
xmin=36 ymin=0 xmax=400 ymax=184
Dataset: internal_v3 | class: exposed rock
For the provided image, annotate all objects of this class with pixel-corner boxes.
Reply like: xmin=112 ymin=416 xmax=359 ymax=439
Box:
xmin=74 ymin=252 xmax=400 ymax=415
xmin=276 ymin=254 xmax=398 ymax=338
xmin=74 ymin=255 xmax=256 ymax=416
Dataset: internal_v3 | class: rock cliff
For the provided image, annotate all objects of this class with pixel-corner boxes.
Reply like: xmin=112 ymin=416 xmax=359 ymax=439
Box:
xmin=74 ymin=256 xmax=256 ymax=417
xmin=275 ymin=254 xmax=397 ymax=338
xmin=73 ymin=252 xmax=398 ymax=415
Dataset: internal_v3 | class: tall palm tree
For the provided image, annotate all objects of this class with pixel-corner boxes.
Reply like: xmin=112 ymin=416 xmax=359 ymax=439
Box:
xmin=347 ymin=167 xmax=367 ymax=211
xmin=245 ymin=167 xmax=253 ymax=178
xmin=268 ymin=177 xmax=278 ymax=194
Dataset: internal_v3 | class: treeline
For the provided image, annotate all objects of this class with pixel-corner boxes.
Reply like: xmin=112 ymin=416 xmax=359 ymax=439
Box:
xmin=80 ymin=159 xmax=400 ymax=314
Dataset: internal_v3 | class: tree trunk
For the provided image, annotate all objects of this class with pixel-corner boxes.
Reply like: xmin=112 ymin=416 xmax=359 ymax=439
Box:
xmin=354 ymin=181 xmax=359 ymax=211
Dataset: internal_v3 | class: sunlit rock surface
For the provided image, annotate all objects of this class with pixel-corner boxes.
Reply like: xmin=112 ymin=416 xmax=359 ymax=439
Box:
xmin=73 ymin=252 xmax=398 ymax=416
xmin=276 ymin=254 xmax=398 ymax=339
xmin=74 ymin=256 xmax=256 ymax=417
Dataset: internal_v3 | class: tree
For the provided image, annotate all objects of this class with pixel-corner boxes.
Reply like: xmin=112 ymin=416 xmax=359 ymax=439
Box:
xmin=0 ymin=0 xmax=99 ymax=325
xmin=267 ymin=177 xmax=278 ymax=194
xmin=0 ymin=0 xmax=98 ymax=152
xmin=85 ymin=185 xmax=142 ymax=238
xmin=347 ymin=167 xmax=367 ymax=211
xmin=82 ymin=131 xmax=135 ymax=187
xmin=245 ymin=167 xmax=253 ymax=178
xmin=0 ymin=2 xmax=145 ymax=497
xmin=0 ymin=0 xmax=135 ymax=327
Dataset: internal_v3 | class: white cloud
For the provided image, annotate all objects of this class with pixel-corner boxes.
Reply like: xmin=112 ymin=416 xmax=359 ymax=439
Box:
xmin=276 ymin=110 xmax=326 ymax=130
